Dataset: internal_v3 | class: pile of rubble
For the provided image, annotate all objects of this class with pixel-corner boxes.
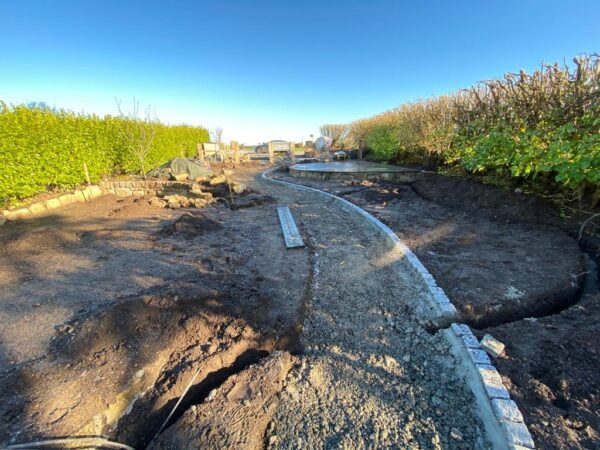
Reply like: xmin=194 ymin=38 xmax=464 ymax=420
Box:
xmin=148 ymin=170 xmax=247 ymax=210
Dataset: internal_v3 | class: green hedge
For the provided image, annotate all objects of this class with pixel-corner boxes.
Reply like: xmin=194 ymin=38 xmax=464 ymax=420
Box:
xmin=0 ymin=103 xmax=209 ymax=206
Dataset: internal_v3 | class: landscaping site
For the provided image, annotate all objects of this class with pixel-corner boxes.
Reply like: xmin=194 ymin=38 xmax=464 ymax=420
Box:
xmin=0 ymin=53 xmax=599 ymax=450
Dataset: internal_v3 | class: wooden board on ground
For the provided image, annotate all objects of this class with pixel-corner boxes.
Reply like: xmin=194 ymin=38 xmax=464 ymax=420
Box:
xmin=277 ymin=206 xmax=304 ymax=248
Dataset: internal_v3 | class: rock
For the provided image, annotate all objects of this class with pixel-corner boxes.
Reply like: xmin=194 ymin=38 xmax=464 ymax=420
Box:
xmin=480 ymin=334 xmax=505 ymax=358
xmin=171 ymin=173 xmax=188 ymax=181
xmin=194 ymin=199 xmax=208 ymax=208
xmin=58 ymin=194 xmax=78 ymax=205
xmin=115 ymin=188 xmax=132 ymax=197
xmin=74 ymin=190 xmax=86 ymax=202
xmin=210 ymin=174 xmax=228 ymax=186
xmin=150 ymin=197 xmax=166 ymax=208
xmin=89 ymin=185 xmax=103 ymax=198
xmin=450 ymin=428 xmax=463 ymax=441
xmin=514 ymin=188 xmax=523 ymax=194
xmin=231 ymin=182 xmax=246 ymax=194
xmin=221 ymin=169 xmax=234 ymax=176
xmin=28 ymin=203 xmax=46 ymax=215
xmin=179 ymin=197 xmax=192 ymax=208
xmin=167 ymin=201 xmax=181 ymax=209
xmin=45 ymin=198 xmax=62 ymax=210
xmin=54 ymin=324 xmax=74 ymax=335
xmin=82 ymin=188 xmax=94 ymax=201
xmin=14 ymin=208 xmax=31 ymax=219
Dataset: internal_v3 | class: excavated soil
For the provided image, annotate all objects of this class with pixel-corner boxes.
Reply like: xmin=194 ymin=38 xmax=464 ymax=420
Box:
xmin=0 ymin=180 xmax=310 ymax=448
xmin=274 ymin=167 xmax=600 ymax=449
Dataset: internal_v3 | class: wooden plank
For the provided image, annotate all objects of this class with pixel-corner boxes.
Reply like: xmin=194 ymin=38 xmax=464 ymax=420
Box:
xmin=277 ymin=206 xmax=304 ymax=248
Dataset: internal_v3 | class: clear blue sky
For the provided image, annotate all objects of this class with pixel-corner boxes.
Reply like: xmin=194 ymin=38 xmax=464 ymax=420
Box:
xmin=1 ymin=1 xmax=598 ymax=144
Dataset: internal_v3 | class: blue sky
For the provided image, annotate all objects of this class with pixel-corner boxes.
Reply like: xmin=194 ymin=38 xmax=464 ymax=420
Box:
xmin=1 ymin=1 xmax=598 ymax=144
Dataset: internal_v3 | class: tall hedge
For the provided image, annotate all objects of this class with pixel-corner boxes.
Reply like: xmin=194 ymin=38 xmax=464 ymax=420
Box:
xmin=340 ymin=54 xmax=600 ymax=200
xmin=0 ymin=103 xmax=209 ymax=206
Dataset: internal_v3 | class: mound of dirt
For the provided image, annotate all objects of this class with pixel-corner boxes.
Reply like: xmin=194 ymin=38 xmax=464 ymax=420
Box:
xmin=159 ymin=213 xmax=222 ymax=238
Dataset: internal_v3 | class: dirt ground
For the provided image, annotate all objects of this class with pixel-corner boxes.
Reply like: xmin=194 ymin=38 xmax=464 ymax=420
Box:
xmin=1 ymin=162 xmax=598 ymax=449
xmin=0 ymin=163 xmax=492 ymax=449
xmin=0 ymin=167 xmax=310 ymax=448
xmin=273 ymin=168 xmax=600 ymax=449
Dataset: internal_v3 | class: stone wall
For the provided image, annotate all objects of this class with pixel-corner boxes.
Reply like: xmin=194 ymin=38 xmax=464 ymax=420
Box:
xmin=1 ymin=185 xmax=103 ymax=225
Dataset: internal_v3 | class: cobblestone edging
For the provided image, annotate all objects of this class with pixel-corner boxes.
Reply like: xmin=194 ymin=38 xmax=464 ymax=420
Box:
xmin=262 ymin=168 xmax=535 ymax=450
xmin=1 ymin=185 xmax=103 ymax=225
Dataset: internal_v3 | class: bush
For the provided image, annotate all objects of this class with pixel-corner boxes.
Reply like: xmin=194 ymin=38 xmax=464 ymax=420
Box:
xmin=0 ymin=103 xmax=209 ymax=206
xmin=336 ymin=54 xmax=600 ymax=198
xmin=365 ymin=125 xmax=399 ymax=161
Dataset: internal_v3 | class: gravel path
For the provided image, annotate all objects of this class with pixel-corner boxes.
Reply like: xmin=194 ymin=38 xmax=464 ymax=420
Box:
xmin=255 ymin=173 xmax=490 ymax=449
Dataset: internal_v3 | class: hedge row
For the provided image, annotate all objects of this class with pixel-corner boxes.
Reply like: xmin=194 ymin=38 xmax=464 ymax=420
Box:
xmin=343 ymin=54 xmax=600 ymax=198
xmin=0 ymin=103 xmax=209 ymax=206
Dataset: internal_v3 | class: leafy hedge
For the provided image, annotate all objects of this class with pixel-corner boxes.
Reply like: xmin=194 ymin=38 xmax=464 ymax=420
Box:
xmin=341 ymin=54 xmax=600 ymax=201
xmin=0 ymin=103 xmax=209 ymax=206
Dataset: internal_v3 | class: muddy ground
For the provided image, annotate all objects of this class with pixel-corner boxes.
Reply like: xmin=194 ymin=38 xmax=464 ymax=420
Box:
xmin=273 ymin=168 xmax=600 ymax=449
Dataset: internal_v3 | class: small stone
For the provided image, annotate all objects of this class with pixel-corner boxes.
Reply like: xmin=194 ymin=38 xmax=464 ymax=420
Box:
xmin=149 ymin=197 xmax=166 ymax=208
xmin=209 ymin=174 xmax=227 ymax=185
xmin=171 ymin=173 xmax=188 ymax=181
xmin=231 ymin=181 xmax=246 ymax=194
xmin=450 ymin=428 xmax=463 ymax=440
xmin=167 ymin=201 xmax=181 ymax=209
xmin=514 ymin=188 xmax=523 ymax=194
xmin=481 ymin=334 xmax=505 ymax=358
xmin=268 ymin=435 xmax=279 ymax=446
xmin=402 ymin=355 xmax=411 ymax=363
xmin=205 ymin=389 xmax=217 ymax=402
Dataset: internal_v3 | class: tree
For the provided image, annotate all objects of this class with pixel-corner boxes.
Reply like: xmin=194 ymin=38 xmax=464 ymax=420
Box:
xmin=319 ymin=124 xmax=349 ymax=148
xmin=116 ymin=98 xmax=157 ymax=178
xmin=212 ymin=127 xmax=223 ymax=144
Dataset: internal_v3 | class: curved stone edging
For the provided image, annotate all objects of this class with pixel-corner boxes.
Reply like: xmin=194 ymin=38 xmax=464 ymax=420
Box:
xmin=261 ymin=167 xmax=535 ymax=450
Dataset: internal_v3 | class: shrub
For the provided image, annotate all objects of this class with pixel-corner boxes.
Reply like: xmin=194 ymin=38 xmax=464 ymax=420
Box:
xmin=0 ymin=102 xmax=209 ymax=206
xmin=333 ymin=54 xmax=600 ymax=198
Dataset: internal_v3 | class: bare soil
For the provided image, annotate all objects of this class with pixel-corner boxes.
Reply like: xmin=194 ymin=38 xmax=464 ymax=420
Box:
xmin=0 ymin=164 xmax=490 ymax=449
xmin=273 ymin=168 xmax=600 ymax=450
xmin=0 ymin=172 xmax=310 ymax=448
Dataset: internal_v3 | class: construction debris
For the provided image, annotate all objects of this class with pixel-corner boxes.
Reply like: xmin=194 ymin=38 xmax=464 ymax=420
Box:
xmin=480 ymin=334 xmax=505 ymax=358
